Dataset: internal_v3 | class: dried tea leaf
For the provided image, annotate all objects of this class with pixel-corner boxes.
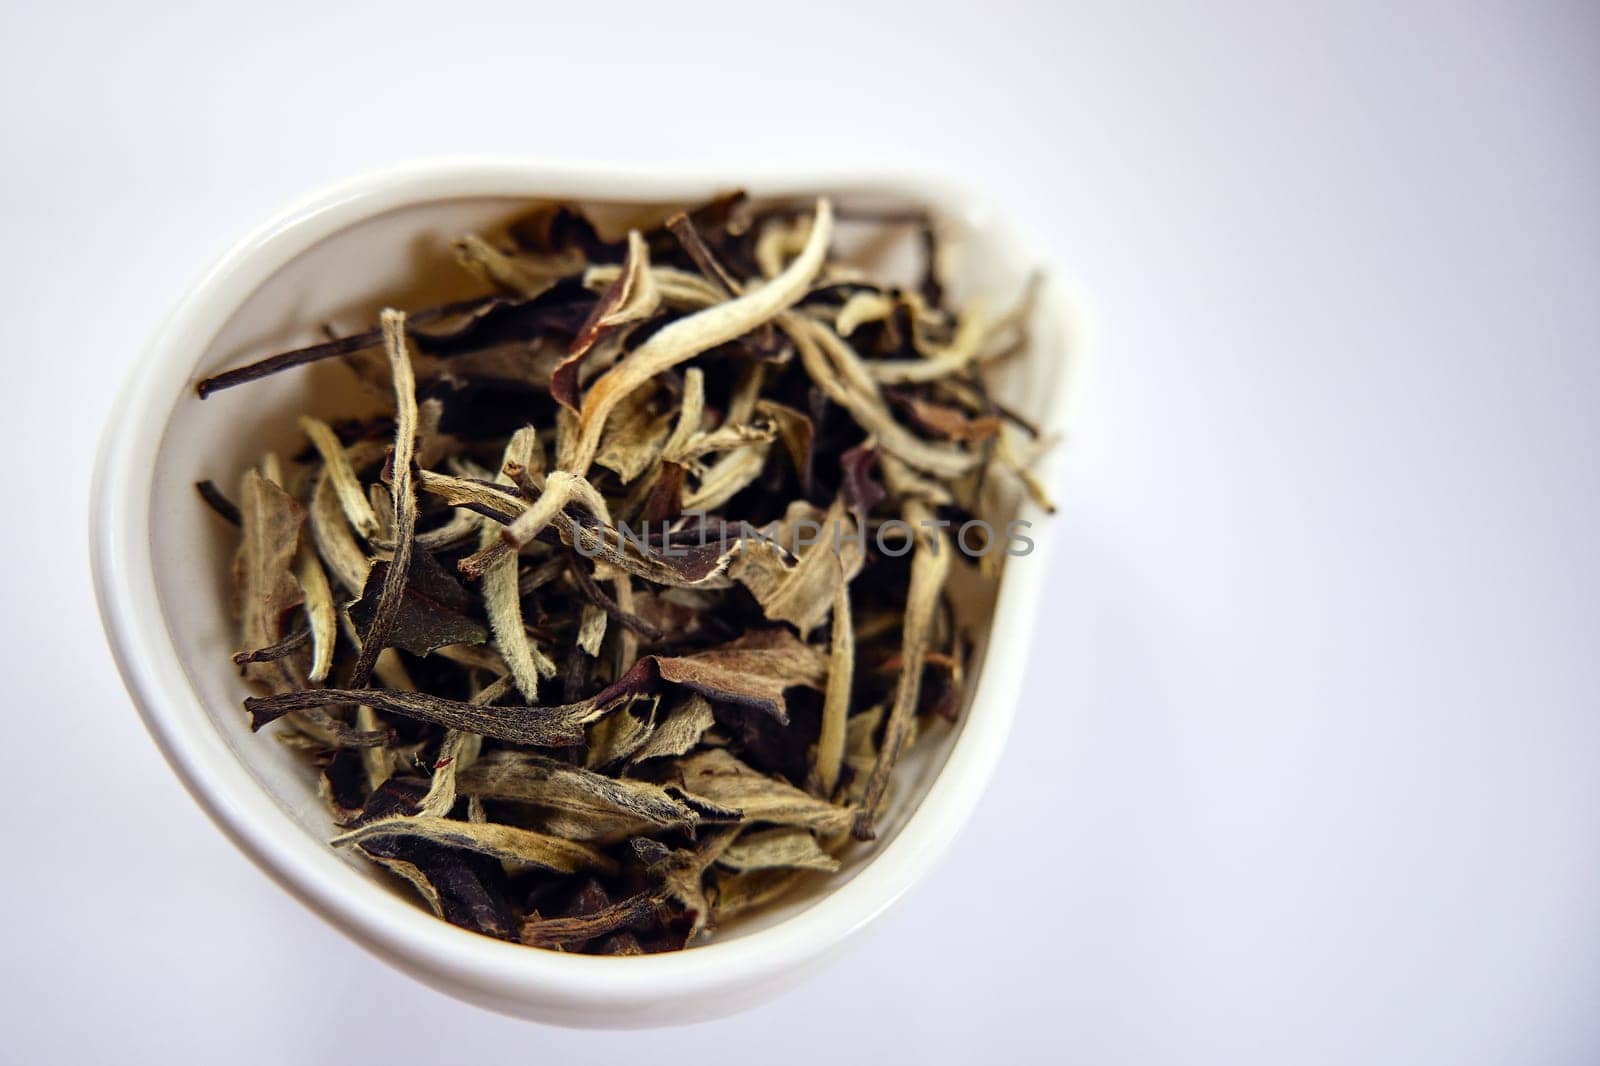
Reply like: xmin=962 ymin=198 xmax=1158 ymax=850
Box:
xmin=309 ymin=467 xmax=372 ymax=594
xmin=838 ymin=442 xmax=887 ymax=522
xmin=416 ymin=728 xmax=477 ymax=818
xmin=348 ymin=311 xmax=420 ymax=688
xmin=754 ymin=398 xmax=814 ymax=490
xmin=480 ymin=428 xmax=543 ymax=700
xmin=245 ymin=688 xmax=600 ymax=747
xmin=795 ymin=318 xmax=979 ymax=479
xmin=711 ymin=867 xmax=810 ymax=922
xmin=566 ymin=199 xmax=834 ymax=474
xmin=717 ymin=827 xmax=840 ymax=873
xmin=232 ymin=470 xmax=306 ymax=689
xmin=196 ymin=479 xmax=241 ymax=525
xmin=630 ymin=693 xmax=715 ymax=764
xmin=672 ymin=749 xmax=853 ymax=835
xmin=594 ymin=386 xmax=674 ymax=483
xmin=520 ymin=891 xmax=664 ymax=949
xmin=453 ymin=233 xmax=569 ymax=298
xmin=192 ymin=294 xmax=501 ymax=398
xmin=458 ymin=469 xmax=611 ymax=578
xmin=895 ymin=394 xmax=1003 ymax=442
xmin=755 ymin=214 xmax=811 ymax=279
xmin=854 ymin=500 xmax=952 ymax=838
xmin=834 ymin=290 xmax=895 ymax=336
xmin=656 ymin=827 xmax=740 ymax=938
xmin=728 ymin=498 xmax=861 ymax=638
xmin=421 ymin=467 xmax=749 ymax=589
xmin=348 ymin=551 xmax=487 ymax=658
xmin=867 ymin=300 xmax=995 ymax=384
xmin=666 ymin=209 xmax=742 ymax=296
xmin=553 ymin=230 xmax=660 ymax=412
xmin=232 ymin=626 xmax=310 ymax=666
xmin=577 ymin=602 xmax=607 ymax=656
xmin=458 ymin=750 xmax=695 ymax=830
xmin=645 ymin=628 xmax=827 ymax=723
xmin=361 ymin=836 xmax=517 ymax=939
xmin=813 ymin=566 xmax=854 ymax=797
xmin=295 ymin=546 xmax=336 ymax=683
xmin=335 ymin=815 xmax=614 ymax=875
xmin=298 ymin=415 xmax=380 ymax=539
xmin=415 ymin=508 xmax=483 ymax=552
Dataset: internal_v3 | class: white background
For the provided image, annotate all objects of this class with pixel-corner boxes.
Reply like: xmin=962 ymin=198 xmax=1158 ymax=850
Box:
xmin=3 ymin=1 xmax=1596 ymax=1062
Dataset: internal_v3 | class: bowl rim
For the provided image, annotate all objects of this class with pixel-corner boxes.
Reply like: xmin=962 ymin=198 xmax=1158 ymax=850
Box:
xmin=89 ymin=158 xmax=1083 ymax=1015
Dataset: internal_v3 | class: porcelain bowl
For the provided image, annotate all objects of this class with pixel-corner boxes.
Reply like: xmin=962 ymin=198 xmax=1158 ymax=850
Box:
xmin=90 ymin=160 xmax=1085 ymax=1026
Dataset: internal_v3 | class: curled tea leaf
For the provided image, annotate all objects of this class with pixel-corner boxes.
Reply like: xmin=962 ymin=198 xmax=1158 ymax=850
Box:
xmin=480 ymin=428 xmax=544 ymax=700
xmin=295 ymin=546 xmax=336 ymax=683
xmin=565 ymin=199 xmax=833 ymax=474
xmin=854 ymin=500 xmax=952 ymax=839
xmin=813 ymin=565 xmax=854 ymax=798
xmin=459 ymin=751 xmax=695 ymax=830
xmin=553 ymin=230 xmax=660 ymax=412
xmin=347 ymin=310 xmax=420 ymax=688
xmin=298 ymin=415 xmax=380 ymax=540
xmin=334 ymin=816 xmax=615 ymax=875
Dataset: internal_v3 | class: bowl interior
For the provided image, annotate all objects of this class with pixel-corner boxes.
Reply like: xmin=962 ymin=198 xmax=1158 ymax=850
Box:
xmin=146 ymin=180 xmax=1071 ymax=946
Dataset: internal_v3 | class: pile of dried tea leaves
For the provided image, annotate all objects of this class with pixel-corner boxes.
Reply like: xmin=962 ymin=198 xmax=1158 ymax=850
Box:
xmin=197 ymin=193 xmax=1052 ymax=953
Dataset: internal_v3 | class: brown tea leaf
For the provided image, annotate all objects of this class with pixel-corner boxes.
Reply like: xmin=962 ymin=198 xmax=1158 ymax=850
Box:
xmin=729 ymin=498 xmax=862 ymax=638
xmin=656 ymin=827 xmax=740 ymax=939
xmin=244 ymin=688 xmax=600 ymax=747
xmin=585 ymin=697 xmax=657 ymax=768
xmin=895 ymin=395 xmax=1003 ymax=442
xmin=348 ymin=551 xmax=487 ymax=658
xmin=717 ymin=827 xmax=840 ymax=874
xmin=520 ymin=890 xmax=664 ymax=949
xmin=458 ymin=750 xmax=695 ymax=830
xmin=334 ymin=815 xmax=615 ymax=875
xmin=196 ymin=479 xmax=241 ymax=525
xmin=553 ymin=230 xmax=660 ymax=412
xmin=348 ymin=310 xmax=420 ymax=688
xmin=647 ymin=628 xmax=828 ymax=723
xmin=672 ymin=749 xmax=853 ymax=835
xmin=360 ymin=836 xmax=517 ymax=940
xmin=630 ymin=694 xmax=715 ymax=764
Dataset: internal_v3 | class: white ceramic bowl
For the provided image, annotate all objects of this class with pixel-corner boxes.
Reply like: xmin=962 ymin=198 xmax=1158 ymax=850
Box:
xmin=90 ymin=160 xmax=1085 ymax=1027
